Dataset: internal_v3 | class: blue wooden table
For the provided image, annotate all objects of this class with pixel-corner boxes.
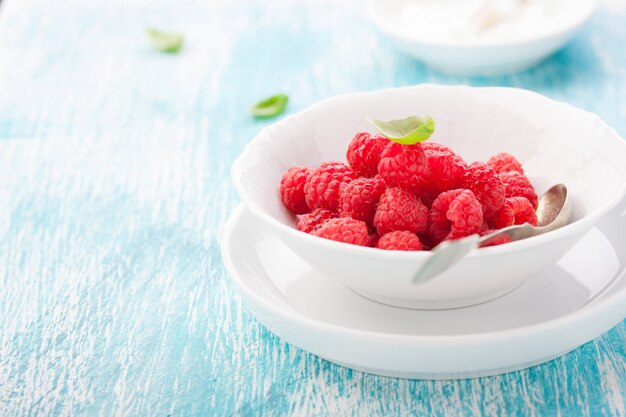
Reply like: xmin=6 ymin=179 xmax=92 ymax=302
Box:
xmin=0 ymin=0 xmax=624 ymax=415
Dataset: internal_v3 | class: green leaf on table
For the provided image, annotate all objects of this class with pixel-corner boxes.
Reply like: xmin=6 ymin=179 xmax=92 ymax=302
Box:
xmin=369 ymin=115 xmax=435 ymax=145
xmin=251 ymin=94 xmax=289 ymax=118
xmin=146 ymin=28 xmax=184 ymax=53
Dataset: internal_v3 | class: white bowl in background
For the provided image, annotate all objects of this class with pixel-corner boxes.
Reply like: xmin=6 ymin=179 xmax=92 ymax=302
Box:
xmin=232 ymin=85 xmax=626 ymax=309
xmin=367 ymin=0 xmax=597 ymax=76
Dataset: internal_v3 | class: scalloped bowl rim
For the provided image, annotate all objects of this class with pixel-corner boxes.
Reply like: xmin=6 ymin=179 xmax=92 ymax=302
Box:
xmin=232 ymin=85 xmax=626 ymax=262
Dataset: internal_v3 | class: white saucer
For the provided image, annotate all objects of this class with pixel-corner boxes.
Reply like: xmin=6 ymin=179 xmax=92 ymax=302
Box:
xmin=221 ymin=204 xmax=626 ymax=379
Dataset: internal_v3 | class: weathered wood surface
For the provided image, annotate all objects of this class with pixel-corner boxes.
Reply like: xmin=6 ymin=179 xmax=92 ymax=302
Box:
xmin=0 ymin=0 xmax=624 ymax=415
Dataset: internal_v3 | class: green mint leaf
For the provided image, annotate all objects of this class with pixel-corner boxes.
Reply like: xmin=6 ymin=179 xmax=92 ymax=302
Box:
xmin=251 ymin=94 xmax=289 ymax=118
xmin=146 ymin=28 xmax=184 ymax=53
xmin=369 ymin=115 xmax=435 ymax=145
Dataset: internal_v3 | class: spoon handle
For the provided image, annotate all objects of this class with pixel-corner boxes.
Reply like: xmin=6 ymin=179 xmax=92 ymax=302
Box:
xmin=478 ymin=223 xmax=539 ymax=247
xmin=414 ymin=223 xmax=541 ymax=283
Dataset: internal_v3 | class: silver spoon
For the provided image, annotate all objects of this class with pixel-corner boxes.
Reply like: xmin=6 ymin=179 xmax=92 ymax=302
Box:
xmin=413 ymin=184 xmax=571 ymax=283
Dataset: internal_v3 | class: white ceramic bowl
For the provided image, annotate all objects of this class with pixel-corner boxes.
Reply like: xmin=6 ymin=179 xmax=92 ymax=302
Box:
xmin=232 ymin=85 xmax=626 ymax=309
xmin=367 ymin=0 xmax=597 ymax=76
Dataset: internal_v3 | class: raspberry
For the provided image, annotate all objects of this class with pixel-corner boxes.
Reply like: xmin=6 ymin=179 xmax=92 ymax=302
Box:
xmin=279 ymin=166 xmax=312 ymax=214
xmin=421 ymin=142 xmax=454 ymax=154
xmin=461 ymin=162 xmax=505 ymax=217
xmin=489 ymin=196 xmax=538 ymax=229
xmin=346 ymin=132 xmax=389 ymax=177
xmin=423 ymin=147 xmax=466 ymax=192
xmin=507 ymin=196 xmax=538 ymax=226
xmin=487 ymin=152 xmax=524 ymax=174
xmin=376 ymin=231 xmax=423 ymax=251
xmin=499 ymin=171 xmax=538 ymax=209
xmin=304 ymin=162 xmax=357 ymax=210
xmin=312 ymin=217 xmax=370 ymax=246
xmin=296 ymin=208 xmax=337 ymax=233
xmin=374 ymin=187 xmax=428 ymax=235
xmin=479 ymin=228 xmax=513 ymax=247
xmin=339 ymin=176 xmax=386 ymax=224
xmin=427 ymin=189 xmax=483 ymax=244
xmin=377 ymin=142 xmax=429 ymax=192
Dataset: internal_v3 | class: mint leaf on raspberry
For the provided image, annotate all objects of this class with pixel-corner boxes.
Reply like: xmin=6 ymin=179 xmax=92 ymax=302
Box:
xmin=369 ymin=115 xmax=435 ymax=145
xmin=146 ymin=28 xmax=184 ymax=53
xmin=251 ymin=94 xmax=289 ymax=118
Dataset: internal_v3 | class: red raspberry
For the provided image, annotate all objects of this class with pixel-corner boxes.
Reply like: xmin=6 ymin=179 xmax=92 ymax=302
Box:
xmin=296 ymin=208 xmax=337 ymax=233
xmin=304 ymin=162 xmax=357 ymax=210
xmin=377 ymin=231 xmax=423 ymax=251
xmin=374 ymin=187 xmax=428 ymax=235
xmin=490 ymin=196 xmax=538 ymax=229
xmin=346 ymin=132 xmax=388 ymax=177
xmin=479 ymin=228 xmax=513 ymax=247
xmin=312 ymin=217 xmax=370 ymax=246
xmin=427 ymin=189 xmax=483 ymax=244
xmin=508 ymin=196 xmax=538 ymax=226
xmin=421 ymin=142 xmax=454 ymax=154
xmin=487 ymin=152 xmax=524 ymax=174
xmin=423 ymin=147 xmax=467 ymax=192
xmin=339 ymin=176 xmax=386 ymax=224
xmin=377 ymin=142 xmax=429 ymax=192
xmin=461 ymin=162 xmax=506 ymax=217
xmin=499 ymin=171 xmax=538 ymax=209
xmin=279 ymin=166 xmax=311 ymax=214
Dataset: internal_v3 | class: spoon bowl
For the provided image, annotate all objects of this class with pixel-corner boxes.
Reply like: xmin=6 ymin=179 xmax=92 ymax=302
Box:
xmin=536 ymin=184 xmax=570 ymax=227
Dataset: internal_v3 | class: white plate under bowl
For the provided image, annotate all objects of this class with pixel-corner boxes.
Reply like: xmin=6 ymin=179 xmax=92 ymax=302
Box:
xmin=221 ymin=204 xmax=626 ymax=380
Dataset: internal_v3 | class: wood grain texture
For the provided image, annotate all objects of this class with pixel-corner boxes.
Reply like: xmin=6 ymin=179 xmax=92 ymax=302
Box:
xmin=0 ymin=0 xmax=624 ymax=416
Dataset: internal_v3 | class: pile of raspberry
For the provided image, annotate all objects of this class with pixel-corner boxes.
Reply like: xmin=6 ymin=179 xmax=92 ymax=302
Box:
xmin=279 ymin=132 xmax=538 ymax=251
